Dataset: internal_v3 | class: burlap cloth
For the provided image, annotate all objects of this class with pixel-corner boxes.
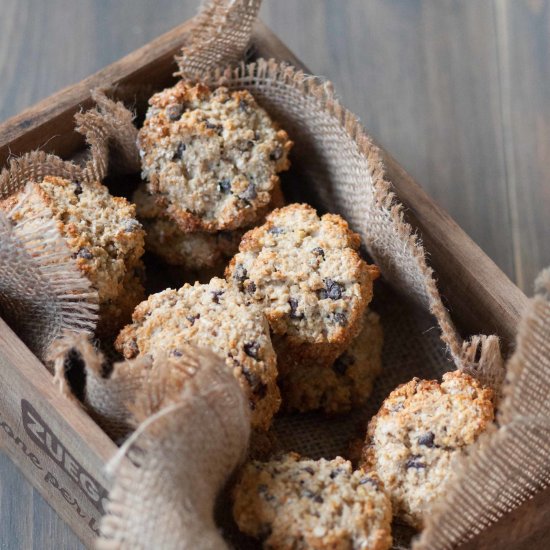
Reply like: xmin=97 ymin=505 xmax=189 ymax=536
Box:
xmin=0 ymin=1 xmax=548 ymax=548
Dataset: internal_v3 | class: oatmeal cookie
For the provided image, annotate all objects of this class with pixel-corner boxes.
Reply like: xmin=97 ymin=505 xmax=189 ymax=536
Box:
xmin=232 ymin=452 xmax=392 ymax=550
xmin=137 ymin=81 xmax=293 ymax=232
xmin=226 ymin=203 xmax=378 ymax=370
xmin=280 ymin=310 xmax=383 ymax=414
xmin=133 ymin=183 xmax=285 ymax=271
xmin=115 ymin=277 xmax=280 ymax=430
xmin=1 ymin=176 xmax=145 ymax=336
xmin=362 ymin=370 xmax=494 ymax=529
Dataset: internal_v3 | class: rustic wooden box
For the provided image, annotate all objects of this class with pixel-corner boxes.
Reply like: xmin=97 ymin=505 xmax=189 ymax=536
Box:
xmin=0 ymin=17 xmax=541 ymax=549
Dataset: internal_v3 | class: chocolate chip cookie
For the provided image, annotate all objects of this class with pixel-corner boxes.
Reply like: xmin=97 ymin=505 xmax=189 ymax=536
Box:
xmin=232 ymin=452 xmax=392 ymax=550
xmin=137 ymin=82 xmax=293 ymax=232
xmin=2 ymin=176 xmax=145 ymax=336
xmin=362 ymin=370 xmax=494 ymax=529
xmin=226 ymin=203 xmax=379 ymax=370
xmin=279 ymin=309 xmax=383 ymax=414
xmin=115 ymin=277 xmax=280 ymax=430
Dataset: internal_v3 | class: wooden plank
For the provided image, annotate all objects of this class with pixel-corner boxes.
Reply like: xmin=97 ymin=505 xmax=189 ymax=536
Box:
xmin=261 ymin=0 xmax=517 ymax=289
xmin=0 ymin=318 xmax=116 ymax=548
xmin=493 ymin=0 xmax=550 ymax=291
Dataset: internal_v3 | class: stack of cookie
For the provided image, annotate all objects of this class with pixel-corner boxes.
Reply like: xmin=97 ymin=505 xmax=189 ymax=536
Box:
xmin=133 ymin=81 xmax=292 ymax=277
xmin=226 ymin=203 xmax=383 ymax=414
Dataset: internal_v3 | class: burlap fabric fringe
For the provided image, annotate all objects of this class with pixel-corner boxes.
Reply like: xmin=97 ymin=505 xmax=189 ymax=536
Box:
xmin=0 ymin=0 xmax=544 ymax=548
xmin=0 ymin=90 xmax=139 ymax=361
xmin=94 ymin=348 xmax=249 ymax=550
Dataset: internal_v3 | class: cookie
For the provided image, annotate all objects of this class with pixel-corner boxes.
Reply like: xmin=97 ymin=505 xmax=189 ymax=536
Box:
xmin=226 ymin=203 xmax=379 ymax=370
xmin=133 ymin=183 xmax=285 ymax=271
xmin=232 ymin=452 xmax=392 ymax=550
xmin=279 ymin=309 xmax=383 ymax=414
xmin=115 ymin=277 xmax=280 ymax=430
xmin=1 ymin=176 xmax=145 ymax=336
xmin=362 ymin=370 xmax=494 ymax=529
xmin=137 ymin=81 xmax=293 ymax=232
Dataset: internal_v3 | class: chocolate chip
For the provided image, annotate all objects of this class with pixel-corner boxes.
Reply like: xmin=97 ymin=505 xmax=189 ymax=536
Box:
xmin=312 ymin=247 xmax=325 ymax=259
xmin=332 ymin=312 xmax=348 ymax=326
xmin=240 ymin=182 xmax=257 ymax=201
xmin=246 ymin=281 xmax=257 ymax=294
xmin=173 ymin=142 xmax=186 ymax=160
xmin=126 ymin=339 xmax=139 ymax=357
xmin=241 ymin=366 xmax=256 ymax=385
xmin=218 ymin=178 xmax=232 ymax=193
xmin=330 ymin=468 xmax=344 ymax=479
xmin=166 ymin=104 xmax=183 ymax=120
xmin=303 ymin=489 xmax=323 ymax=503
xmin=244 ymin=342 xmax=260 ymax=359
xmin=289 ymin=298 xmax=304 ymax=320
xmin=241 ymin=140 xmax=254 ymax=150
xmin=77 ymin=247 xmax=93 ymax=260
xmin=303 ymin=467 xmax=315 ymax=475
xmin=418 ymin=432 xmax=435 ymax=448
xmin=73 ymin=181 xmax=82 ymax=196
xmin=359 ymin=477 xmax=380 ymax=489
xmin=406 ymin=456 xmax=426 ymax=469
xmin=233 ymin=264 xmax=247 ymax=282
xmin=269 ymin=147 xmax=283 ymax=161
xmin=267 ymin=226 xmax=284 ymax=235
xmin=332 ymin=353 xmax=354 ymax=376
xmin=171 ymin=349 xmax=183 ymax=357
xmin=211 ymin=290 xmax=224 ymax=304
xmin=124 ymin=219 xmax=141 ymax=233
xmin=205 ymin=121 xmax=222 ymax=134
xmin=239 ymin=99 xmax=249 ymax=112
xmin=186 ymin=314 xmax=199 ymax=325
xmin=324 ymin=278 xmax=343 ymax=300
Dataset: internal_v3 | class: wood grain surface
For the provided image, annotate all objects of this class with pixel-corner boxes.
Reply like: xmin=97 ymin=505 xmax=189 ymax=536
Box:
xmin=0 ymin=1 xmax=548 ymax=548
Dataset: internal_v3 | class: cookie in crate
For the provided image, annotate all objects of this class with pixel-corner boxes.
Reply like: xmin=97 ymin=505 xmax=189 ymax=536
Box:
xmin=232 ymin=452 xmax=392 ymax=550
xmin=279 ymin=309 xmax=383 ymax=414
xmin=137 ymin=81 xmax=293 ymax=232
xmin=132 ymin=182 xmax=285 ymax=273
xmin=226 ymin=203 xmax=380 ymax=371
xmin=361 ymin=370 xmax=495 ymax=529
xmin=115 ymin=277 xmax=280 ymax=431
xmin=1 ymin=176 xmax=145 ymax=336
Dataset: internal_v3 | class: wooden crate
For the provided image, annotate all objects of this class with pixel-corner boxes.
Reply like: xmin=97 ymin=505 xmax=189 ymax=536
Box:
xmin=0 ymin=17 xmax=539 ymax=549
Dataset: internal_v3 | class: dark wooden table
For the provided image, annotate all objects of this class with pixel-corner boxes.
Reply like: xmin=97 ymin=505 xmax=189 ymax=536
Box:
xmin=1 ymin=1 xmax=548 ymax=548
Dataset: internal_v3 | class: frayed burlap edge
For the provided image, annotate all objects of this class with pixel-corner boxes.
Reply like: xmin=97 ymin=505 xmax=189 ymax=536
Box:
xmin=175 ymin=0 xmax=261 ymax=79
xmin=94 ymin=347 xmax=250 ymax=550
xmin=415 ymin=268 xmax=550 ymax=550
xmin=0 ymin=91 xmax=140 ymax=361
xmin=48 ymin=332 xmax=150 ymax=441
xmin=0 ymin=193 xmax=98 ymax=361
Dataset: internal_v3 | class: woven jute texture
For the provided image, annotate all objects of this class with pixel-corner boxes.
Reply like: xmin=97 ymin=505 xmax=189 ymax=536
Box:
xmin=0 ymin=1 xmax=547 ymax=549
xmin=91 ymin=347 xmax=250 ymax=550
xmin=0 ymin=90 xmax=141 ymax=360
